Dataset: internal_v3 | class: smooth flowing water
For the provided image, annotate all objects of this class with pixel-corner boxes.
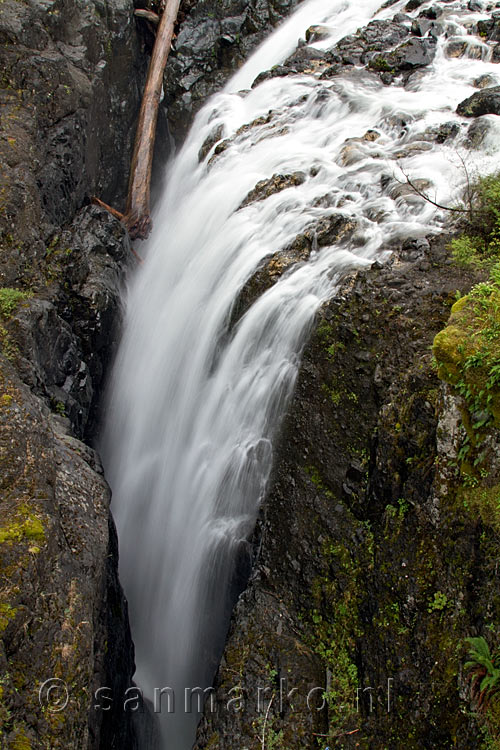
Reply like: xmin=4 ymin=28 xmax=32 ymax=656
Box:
xmin=102 ymin=0 xmax=500 ymax=747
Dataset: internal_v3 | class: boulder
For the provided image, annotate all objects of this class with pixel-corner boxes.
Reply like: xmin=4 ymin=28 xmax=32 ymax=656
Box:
xmin=457 ymin=85 xmax=500 ymax=116
xmin=305 ymin=24 xmax=332 ymax=43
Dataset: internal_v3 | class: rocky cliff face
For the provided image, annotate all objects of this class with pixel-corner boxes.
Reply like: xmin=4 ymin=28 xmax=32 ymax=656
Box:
xmin=163 ymin=0 xmax=302 ymax=142
xmin=0 ymin=0 xmax=146 ymax=746
xmin=196 ymin=238 xmax=499 ymax=749
xmin=193 ymin=5 xmax=500 ymax=749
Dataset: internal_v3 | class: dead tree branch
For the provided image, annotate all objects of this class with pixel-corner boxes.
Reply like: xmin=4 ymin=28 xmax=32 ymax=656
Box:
xmin=395 ymin=166 xmax=469 ymax=214
xmin=92 ymin=0 xmax=181 ymax=239
xmin=134 ymin=8 xmax=160 ymax=24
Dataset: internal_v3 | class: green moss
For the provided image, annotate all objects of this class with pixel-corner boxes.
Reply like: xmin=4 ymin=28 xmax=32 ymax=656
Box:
xmin=205 ymin=733 xmax=219 ymax=750
xmin=0 ymin=504 xmax=45 ymax=546
xmin=369 ymin=56 xmax=394 ymax=72
xmin=0 ymin=288 xmax=28 ymax=318
xmin=0 ymin=603 xmax=17 ymax=633
xmin=462 ymin=483 xmax=500 ymax=534
xmin=433 ymin=282 xmax=500 ymax=429
xmin=427 ymin=590 xmax=449 ymax=613
xmin=304 ymin=465 xmax=334 ymax=498
xmin=9 ymin=727 xmax=31 ymax=749
xmin=302 ymin=532 xmax=374 ymax=740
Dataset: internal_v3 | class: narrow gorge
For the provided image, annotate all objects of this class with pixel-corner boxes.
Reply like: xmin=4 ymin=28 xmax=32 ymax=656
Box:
xmin=1 ymin=0 xmax=500 ymax=748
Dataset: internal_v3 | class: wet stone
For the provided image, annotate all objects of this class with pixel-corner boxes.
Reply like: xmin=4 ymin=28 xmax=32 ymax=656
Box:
xmin=198 ymin=124 xmax=225 ymax=162
xmin=239 ymin=172 xmax=306 ymax=208
xmin=305 ymin=24 xmax=331 ymax=43
xmin=457 ymin=85 xmax=500 ymax=116
xmin=474 ymin=73 xmax=498 ymax=88
xmin=466 ymin=117 xmax=493 ymax=148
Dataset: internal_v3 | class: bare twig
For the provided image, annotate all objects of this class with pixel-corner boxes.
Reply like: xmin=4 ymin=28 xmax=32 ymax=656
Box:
xmin=312 ymin=728 xmax=360 ymax=739
xmin=455 ymin=150 xmax=475 ymax=215
xmin=131 ymin=246 xmax=144 ymax=264
xmin=261 ymin=695 xmax=274 ymax=750
xmin=395 ymin=167 xmax=468 ymax=214
xmin=91 ymin=196 xmax=125 ymax=221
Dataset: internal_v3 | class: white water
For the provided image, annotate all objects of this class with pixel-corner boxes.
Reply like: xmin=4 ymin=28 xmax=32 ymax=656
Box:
xmin=102 ymin=0 xmax=500 ymax=747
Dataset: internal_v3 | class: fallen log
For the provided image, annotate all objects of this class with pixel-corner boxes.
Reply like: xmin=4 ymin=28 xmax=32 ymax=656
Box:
xmin=92 ymin=0 xmax=181 ymax=239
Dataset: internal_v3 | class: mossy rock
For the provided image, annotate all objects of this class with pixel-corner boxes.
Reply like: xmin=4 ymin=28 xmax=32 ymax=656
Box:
xmin=433 ymin=285 xmax=500 ymax=428
xmin=462 ymin=483 xmax=500 ymax=534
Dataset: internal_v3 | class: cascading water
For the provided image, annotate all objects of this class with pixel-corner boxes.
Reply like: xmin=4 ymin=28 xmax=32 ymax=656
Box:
xmin=102 ymin=0 xmax=500 ymax=746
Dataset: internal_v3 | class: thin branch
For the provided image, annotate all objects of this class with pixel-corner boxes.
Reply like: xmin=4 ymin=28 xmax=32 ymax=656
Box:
xmin=313 ymin=728 xmax=360 ymax=739
xmin=395 ymin=167 xmax=468 ymax=214
xmin=134 ymin=9 xmax=160 ymax=24
xmin=91 ymin=196 xmax=125 ymax=222
xmin=131 ymin=246 xmax=144 ymax=264
xmin=261 ymin=695 xmax=274 ymax=750
xmin=455 ymin=150 xmax=474 ymax=215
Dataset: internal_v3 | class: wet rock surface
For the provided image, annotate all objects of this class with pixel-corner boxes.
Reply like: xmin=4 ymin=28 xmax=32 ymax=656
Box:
xmin=0 ymin=0 xmax=145 ymax=270
xmin=457 ymin=85 xmax=500 ymax=117
xmin=163 ymin=0 xmax=303 ymax=141
xmin=0 ymin=0 xmax=146 ymax=746
xmin=196 ymin=236 xmax=497 ymax=748
xmin=239 ymin=172 xmax=306 ymax=208
xmin=0 ymin=357 xmax=135 ymax=749
xmin=230 ymin=212 xmax=356 ymax=327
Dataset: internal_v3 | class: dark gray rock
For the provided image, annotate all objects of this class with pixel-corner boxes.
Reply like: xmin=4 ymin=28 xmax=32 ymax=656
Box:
xmin=0 ymin=358 xmax=136 ymax=750
xmin=0 ymin=0 xmax=146 ymax=270
xmin=163 ymin=0 xmax=303 ymax=141
xmin=199 ymin=124 xmax=226 ymax=162
xmin=239 ymin=172 xmax=306 ymax=208
xmin=466 ymin=116 xmax=494 ymax=147
xmin=5 ymin=207 xmax=132 ymax=439
xmin=305 ymin=24 xmax=331 ymax=43
xmin=420 ymin=4 xmax=443 ymax=18
xmin=0 ymin=0 xmax=144 ymax=747
xmin=473 ymin=73 xmax=498 ymax=88
xmin=457 ymin=85 xmax=500 ymax=116
xmin=387 ymin=36 xmax=437 ymax=69
xmin=334 ymin=19 xmax=409 ymax=65
xmin=412 ymin=17 xmax=443 ymax=37
xmin=252 ymin=64 xmax=304 ymax=87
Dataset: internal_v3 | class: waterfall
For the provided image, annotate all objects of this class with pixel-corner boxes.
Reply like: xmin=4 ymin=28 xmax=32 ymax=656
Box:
xmin=102 ymin=0 xmax=500 ymax=746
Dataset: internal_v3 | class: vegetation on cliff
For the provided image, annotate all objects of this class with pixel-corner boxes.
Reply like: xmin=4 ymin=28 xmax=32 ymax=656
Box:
xmin=433 ymin=173 xmax=500 ymax=749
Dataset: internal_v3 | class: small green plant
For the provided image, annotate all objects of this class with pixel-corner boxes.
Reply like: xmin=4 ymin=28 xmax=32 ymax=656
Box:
xmin=450 ymin=234 xmax=488 ymax=267
xmin=464 ymin=637 xmax=500 ymax=712
xmin=427 ymin=591 xmax=449 ymax=613
xmin=51 ymin=399 xmax=66 ymax=417
xmin=448 ymin=173 xmax=500 ymax=269
xmin=369 ymin=56 xmax=393 ymax=72
xmin=398 ymin=497 xmax=409 ymax=517
xmin=0 ymin=287 xmax=28 ymax=318
xmin=254 ymin=697 xmax=285 ymax=750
